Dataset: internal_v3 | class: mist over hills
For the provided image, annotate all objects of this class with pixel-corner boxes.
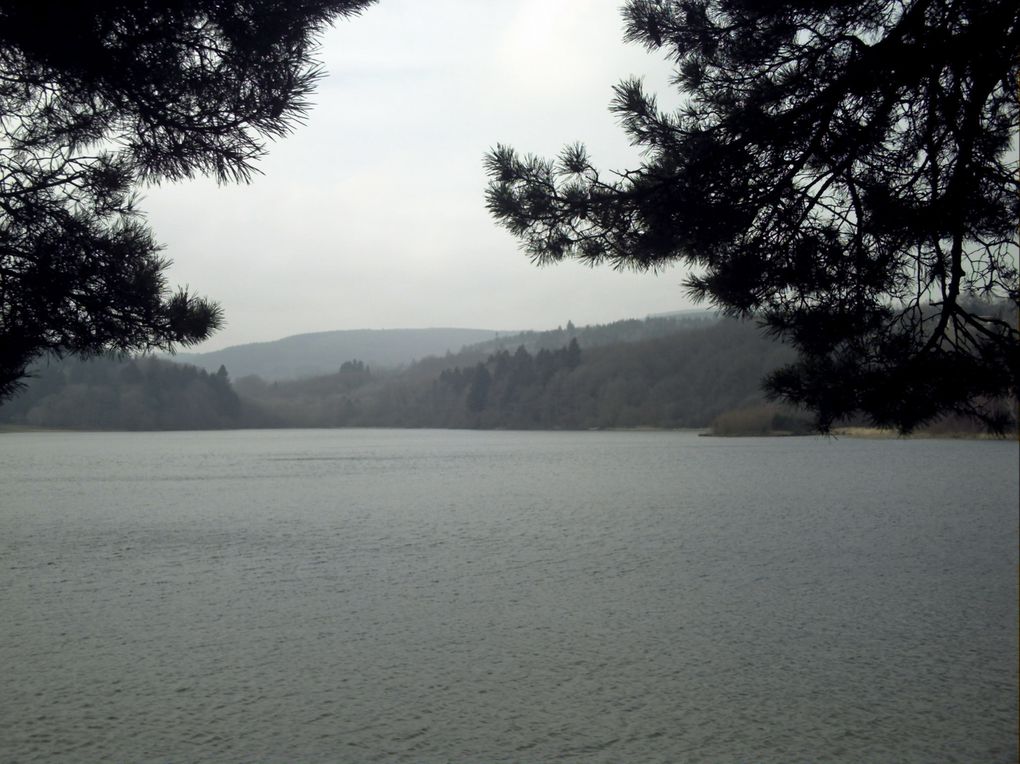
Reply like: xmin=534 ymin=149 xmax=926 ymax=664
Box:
xmin=173 ymin=327 xmax=511 ymax=380
xmin=3 ymin=313 xmax=797 ymax=432
xmin=3 ymin=311 xmax=1007 ymax=435
xmin=172 ymin=312 xmax=718 ymax=382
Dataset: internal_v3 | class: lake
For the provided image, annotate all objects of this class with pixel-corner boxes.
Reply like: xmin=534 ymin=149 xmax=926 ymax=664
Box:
xmin=1 ymin=429 xmax=1016 ymax=762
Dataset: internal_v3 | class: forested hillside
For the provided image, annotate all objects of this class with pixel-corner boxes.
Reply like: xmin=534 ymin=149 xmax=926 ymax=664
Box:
xmin=0 ymin=356 xmax=245 ymax=430
xmin=462 ymin=313 xmax=718 ymax=358
xmin=2 ymin=318 xmax=800 ymax=431
xmin=173 ymin=327 xmax=510 ymax=380
xmin=172 ymin=315 xmax=717 ymax=381
xmin=239 ymin=319 xmax=794 ymax=429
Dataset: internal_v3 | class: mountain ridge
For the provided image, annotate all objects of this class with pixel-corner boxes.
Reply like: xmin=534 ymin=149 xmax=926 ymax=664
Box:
xmin=173 ymin=327 xmax=514 ymax=380
xmin=171 ymin=312 xmax=717 ymax=381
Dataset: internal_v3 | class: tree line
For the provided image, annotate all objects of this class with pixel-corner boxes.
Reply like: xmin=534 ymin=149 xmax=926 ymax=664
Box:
xmin=5 ymin=314 xmax=1013 ymax=435
xmin=227 ymin=319 xmax=805 ymax=430
xmin=0 ymin=356 xmax=243 ymax=431
xmin=2 ymin=319 xmax=800 ymax=431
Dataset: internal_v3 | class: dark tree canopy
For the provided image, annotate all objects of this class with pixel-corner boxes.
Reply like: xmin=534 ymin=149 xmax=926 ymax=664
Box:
xmin=486 ymin=0 xmax=1019 ymax=433
xmin=0 ymin=0 xmax=375 ymax=400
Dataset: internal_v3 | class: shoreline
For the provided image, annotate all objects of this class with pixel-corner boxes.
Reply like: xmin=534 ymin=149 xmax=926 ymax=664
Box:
xmin=4 ymin=423 xmax=1013 ymax=440
xmin=830 ymin=426 xmax=1014 ymax=440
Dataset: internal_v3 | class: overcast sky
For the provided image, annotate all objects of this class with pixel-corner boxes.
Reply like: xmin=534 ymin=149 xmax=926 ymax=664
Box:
xmin=144 ymin=0 xmax=693 ymax=351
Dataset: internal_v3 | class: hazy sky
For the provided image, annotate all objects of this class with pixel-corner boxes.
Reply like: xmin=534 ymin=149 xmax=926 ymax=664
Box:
xmin=144 ymin=0 xmax=692 ymax=351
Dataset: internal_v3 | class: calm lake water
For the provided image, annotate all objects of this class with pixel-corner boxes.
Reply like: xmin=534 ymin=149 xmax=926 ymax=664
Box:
xmin=1 ymin=429 xmax=1016 ymax=762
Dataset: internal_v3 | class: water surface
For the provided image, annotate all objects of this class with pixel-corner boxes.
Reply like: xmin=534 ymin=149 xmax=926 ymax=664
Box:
xmin=1 ymin=430 xmax=1016 ymax=762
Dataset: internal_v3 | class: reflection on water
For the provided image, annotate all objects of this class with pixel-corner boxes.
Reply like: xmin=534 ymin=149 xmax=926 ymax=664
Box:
xmin=1 ymin=430 xmax=1016 ymax=762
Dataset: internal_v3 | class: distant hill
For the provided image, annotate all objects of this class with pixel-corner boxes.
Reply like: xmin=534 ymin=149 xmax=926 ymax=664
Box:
xmin=2 ymin=317 xmax=786 ymax=432
xmin=461 ymin=313 xmax=720 ymax=358
xmin=233 ymin=317 xmax=794 ymax=431
xmin=173 ymin=327 xmax=510 ymax=380
xmin=170 ymin=315 xmax=715 ymax=382
xmin=5 ymin=316 xmax=1010 ymax=435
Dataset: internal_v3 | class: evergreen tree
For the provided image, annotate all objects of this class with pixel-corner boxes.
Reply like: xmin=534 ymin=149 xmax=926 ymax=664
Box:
xmin=0 ymin=0 xmax=375 ymax=400
xmin=466 ymin=363 xmax=492 ymax=413
xmin=486 ymin=0 xmax=1019 ymax=432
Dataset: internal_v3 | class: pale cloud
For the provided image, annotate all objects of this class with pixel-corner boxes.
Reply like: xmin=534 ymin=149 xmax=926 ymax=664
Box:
xmin=144 ymin=1 xmax=691 ymax=351
xmin=495 ymin=0 xmax=603 ymax=98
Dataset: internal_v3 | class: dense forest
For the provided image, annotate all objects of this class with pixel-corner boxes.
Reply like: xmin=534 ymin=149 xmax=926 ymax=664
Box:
xmin=237 ymin=318 xmax=796 ymax=430
xmin=2 ymin=316 xmax=1010 ymax=435
xmin=1 ymin=317 xmax=795 ymax=431
xmin=0 ymin=356 xmax=245 ymax=430
xmin=173 ymin=327 xmax=510 ymax=380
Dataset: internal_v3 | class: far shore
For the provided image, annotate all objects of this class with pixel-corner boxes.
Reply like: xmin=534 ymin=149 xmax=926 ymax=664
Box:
xmin=830 ymin=426 xmax=1015 ymax=440
xmin=4 ymin=423 xmax=1013 ymax=440
xmin=705 ymin=426 xmax=1014 ymax=440
xmin=0 ymin=424 xmax=75 ymax=433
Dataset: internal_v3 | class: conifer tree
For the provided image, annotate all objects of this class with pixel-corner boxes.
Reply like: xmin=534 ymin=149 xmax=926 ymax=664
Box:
xmin=486 ymin=0 xmax=1019 ymax=432
xmin=0 ymin=0 xmax=375 ymax=400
